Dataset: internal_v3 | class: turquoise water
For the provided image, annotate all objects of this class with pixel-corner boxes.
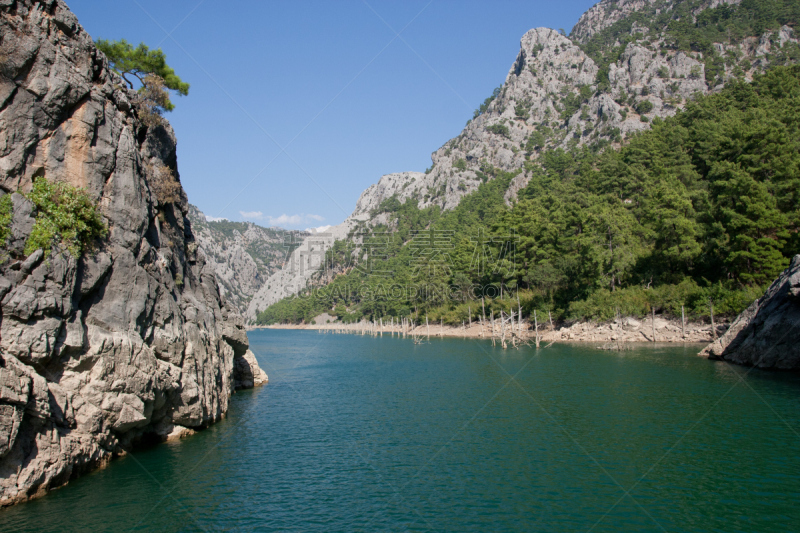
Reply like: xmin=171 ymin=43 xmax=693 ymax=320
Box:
xmin=1 ymin=330 xmax=799 ymax=532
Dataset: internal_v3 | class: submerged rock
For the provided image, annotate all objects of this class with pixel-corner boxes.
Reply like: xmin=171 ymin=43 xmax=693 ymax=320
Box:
xmin=700 ymin=255 xmax=800 ymax=369
xmin=0 ymin=0 xmax=266 ymax=505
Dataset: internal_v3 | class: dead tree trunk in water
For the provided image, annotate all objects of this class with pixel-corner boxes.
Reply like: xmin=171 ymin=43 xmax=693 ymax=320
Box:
xmin=709 ymin=299 xmax=717 ymax=340
xmin=482 ymin=298 xmax=486 ymax=338
xmin=681 ymin=305 xmax=685 ymax=340
xmin=651 ymin=307 xmax=656 ymax=342
xmin=509 ymin=311 xmax=515 ymax=348
xmin=501 ymin=311 xmax=507 ymax=349
xmin=491 ymin=310 xmax=495 ymax=346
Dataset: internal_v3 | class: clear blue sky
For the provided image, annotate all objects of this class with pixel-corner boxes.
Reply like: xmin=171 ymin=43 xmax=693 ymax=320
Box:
xmin=67 ymin=0 xmax=597 ymax=229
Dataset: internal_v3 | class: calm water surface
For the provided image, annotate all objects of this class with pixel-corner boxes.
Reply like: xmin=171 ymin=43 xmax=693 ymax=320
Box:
xmin=1 ymin=330 xmax=799 ymax=532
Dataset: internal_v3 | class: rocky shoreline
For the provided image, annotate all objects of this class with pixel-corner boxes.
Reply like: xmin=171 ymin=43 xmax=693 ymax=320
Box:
xmin=253 ymin=315 xmax=726 ymax=344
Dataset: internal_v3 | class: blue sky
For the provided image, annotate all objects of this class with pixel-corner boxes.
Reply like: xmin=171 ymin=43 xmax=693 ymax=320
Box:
xmin=67 ymin=0 xmax=597 ymax=229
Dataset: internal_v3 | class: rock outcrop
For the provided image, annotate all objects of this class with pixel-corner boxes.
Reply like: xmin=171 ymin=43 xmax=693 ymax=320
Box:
xmin=700 ymin=255 xmax=800 ymax=369
xmin=547 ymin=317 xmax=725 ymax=343
xmin=0 ymin=0 xmax=265 ymax=505
xmin=244 ymin=170 xmax=433 ymax=320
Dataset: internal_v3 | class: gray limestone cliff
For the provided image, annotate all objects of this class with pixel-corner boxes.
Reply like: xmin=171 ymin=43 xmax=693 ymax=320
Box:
xmin=245 ymin=219 xmax=357 ymax=320
xmin=243 ymin=171 xmax=425 ymax=319
xmin=0 ymin=0 xmax=266 ymax=505
xmin=700 ymin=255 xmax=800 ymax=369
xmin=244 ymin=170 xmax=435 ymax=319
xmin=187 ymin=205 xmax=305 ymax=315
xmin=415 ymin=1 xmax=796 ymax=211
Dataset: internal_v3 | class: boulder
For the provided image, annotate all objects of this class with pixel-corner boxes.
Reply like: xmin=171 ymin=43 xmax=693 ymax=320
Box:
xmin=700 ymin=255 xmax=800 ymax=369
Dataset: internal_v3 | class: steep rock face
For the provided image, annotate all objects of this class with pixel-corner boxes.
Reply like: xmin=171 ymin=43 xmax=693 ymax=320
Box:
xmin=385 ymin=0 xmax=798 ymax=213
xmin=187 ymin=205 xmax=304 ymax=315
xmin=700 ymin=255 xmax=800 ymax=369
xmin=570 ymin=0 xmax=743 ymax=43
xmin=0 ymin=0 xmax=265 ymax=505
xmin=246 ymin=219 xmax=357 ymax=320
xmin=395 ymin=24 xmax=704 ymax=211
xmin=348 ymin=171 xmax=427 ymax=220
xmin=571 ymin=0 xmax=659 ymax=43
xmin=243 ymin=172 xmax=429 ymax=320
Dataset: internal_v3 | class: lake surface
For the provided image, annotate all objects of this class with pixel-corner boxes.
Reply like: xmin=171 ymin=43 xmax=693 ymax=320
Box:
xmin=1 ymin=330 xmax=799 ymax=532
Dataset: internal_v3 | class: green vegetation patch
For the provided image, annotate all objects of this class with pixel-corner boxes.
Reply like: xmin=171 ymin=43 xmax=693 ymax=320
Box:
xmin=486 ymin=124 xmax=510 ymax=138
xmin=579 ymin=0 xmax=800 ymax=89
xmin=0 ymin=195 xmax=11 ymax=248
xmin=23 ymin=179 xmax=107 ymax=257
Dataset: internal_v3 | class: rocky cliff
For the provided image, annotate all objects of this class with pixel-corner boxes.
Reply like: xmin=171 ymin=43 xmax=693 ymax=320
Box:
xmin=0 ymin=0 xmax=266 ymax=505
xmin=411 ymin=0 xmax=796 ymax=212
xmin=246 ymin=218 xmax=358 ymax=320
xmin=250 ymin=0 xmax=800 ymax=320
xmin=700 ymin=255 xmax=800 ymax=369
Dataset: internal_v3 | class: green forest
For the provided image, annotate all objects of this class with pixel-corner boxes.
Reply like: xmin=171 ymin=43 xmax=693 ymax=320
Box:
xmin=257 ymin=65 xmax=800 ymax=326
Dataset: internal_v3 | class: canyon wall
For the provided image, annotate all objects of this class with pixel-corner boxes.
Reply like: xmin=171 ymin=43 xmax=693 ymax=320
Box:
xmin=0 ymin=0 xmax=265 ymax=505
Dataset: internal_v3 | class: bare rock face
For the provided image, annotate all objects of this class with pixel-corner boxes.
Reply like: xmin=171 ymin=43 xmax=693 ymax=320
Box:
xmin=0 ymin=0 xmax=265 ymax=505
xmin=245 ymin=218 xmax=356 ymax=319
xmin=349 ymin=171 xmax=427 ymax=219
xmin=570 ymin=0 xmax=743 ymax=44
xmin=700 ymin=255 xmax=800 ymax=369
xmin=381 ymin=0 xmax=798 ymax=213
xmin=244 ymin=171 xmax=429 ymax=319
xmin=187 ymin=205 xmax=305 ymax=315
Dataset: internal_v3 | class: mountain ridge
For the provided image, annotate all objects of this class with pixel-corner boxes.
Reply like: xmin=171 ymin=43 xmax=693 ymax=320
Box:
xmin=233 ymin=0 xmax=800 ymax=321
xmin=187 ymin=204 xmax=306 ymax=315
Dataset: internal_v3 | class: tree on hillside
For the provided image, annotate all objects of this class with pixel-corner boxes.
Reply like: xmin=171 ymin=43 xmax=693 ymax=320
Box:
xmin=96 ymin=39 xmax=189 ymax=125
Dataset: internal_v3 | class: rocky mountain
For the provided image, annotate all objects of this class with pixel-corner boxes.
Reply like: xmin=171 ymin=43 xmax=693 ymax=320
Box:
xmin=701 ymin=255 xmax=800 ymax=369
xmin=187 ymin=205 xmax=305 ymax=315
xmin=0 ymin=0 xmax=265 ymax=505
xmin=407 ymin=0 xmax=798 ymax=212
xmin=244 ymin=171 xmax=428 ymax=319
xmin=245 ymin=213 xmax=360 ymax=319
xmin=251 ymin=0 xmax=800 ymax=322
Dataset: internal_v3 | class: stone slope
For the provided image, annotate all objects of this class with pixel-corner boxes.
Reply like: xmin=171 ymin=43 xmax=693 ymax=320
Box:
xmin=0 ymin=0 xmax=265 ymax=505
xmin=244 ymin=171 xmax=427 ymax=320
xmin=570 ymin=0 xmax=743 ymax=44
xmin=571 ymin=0 xmax=659 ymax=43
xmin=187 ymin=205 xmax=305 ymax=315
xmin=245 ymin=218 xmax=357 ymax=320
xmin=416 ymin=18 xmax=796 ymax=211
xmin=375 ymin=0 xmax=798 ymax=213
xmin=700 ymin=255 xmax=800 ymax=369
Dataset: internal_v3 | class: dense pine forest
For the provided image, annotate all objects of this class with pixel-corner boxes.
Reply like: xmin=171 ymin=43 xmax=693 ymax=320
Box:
xmin=258 ymin=65 xmax=800 ymax=325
